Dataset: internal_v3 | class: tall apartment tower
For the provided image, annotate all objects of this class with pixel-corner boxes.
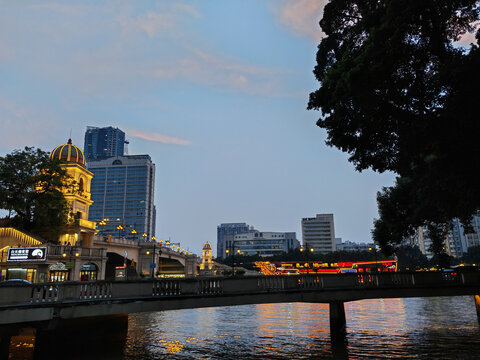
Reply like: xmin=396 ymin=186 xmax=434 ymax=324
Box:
xmin=301 ymin=214 xmax=336 ymax=253
xmin=217 ymin=223 xmax=255 ymax=259
xmin=84 ymin=126 xmax=126 ymax=161
xmin=87 ymin=155 xmax=156 ymax=239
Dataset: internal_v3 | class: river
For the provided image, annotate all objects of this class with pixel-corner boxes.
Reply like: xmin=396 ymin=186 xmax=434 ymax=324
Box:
xmin=8 ymin=296 xmax=480 ymax=359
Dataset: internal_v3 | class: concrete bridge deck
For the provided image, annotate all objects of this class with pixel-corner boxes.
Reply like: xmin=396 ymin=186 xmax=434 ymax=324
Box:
xmin=1 ymin=271 xmax=480 ymax=327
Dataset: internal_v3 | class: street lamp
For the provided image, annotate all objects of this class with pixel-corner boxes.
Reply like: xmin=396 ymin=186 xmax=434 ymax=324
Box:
xmin=369 ymin=246 xmax=378 ymax=271
xmin=98 ymin=219 xmax=107 ymax=234
xmin=300 ymin=245 xmax=314 ymax=274
xmin=131 ymin=229 xmax=137 ymax=241
xmin=116 ymin=224 xmax=124 ymax=238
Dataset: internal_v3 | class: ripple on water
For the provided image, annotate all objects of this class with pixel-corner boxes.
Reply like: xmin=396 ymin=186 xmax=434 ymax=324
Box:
xmin=123 ymin=297 xmax=480 ymax=359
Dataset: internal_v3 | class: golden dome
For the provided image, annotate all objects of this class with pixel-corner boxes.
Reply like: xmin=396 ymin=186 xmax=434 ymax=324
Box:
xmin=50 ymin=139 xmax=86 ymax=167
xmin=203 ymin=242 xmax=212 ymax=250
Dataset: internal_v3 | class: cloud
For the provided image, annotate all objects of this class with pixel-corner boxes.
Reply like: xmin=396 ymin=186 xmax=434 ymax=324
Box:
xmin=127 ymin=129 xmax=192 ymax=146
xmin=152 ymin=48 xmax=281 ymax=96
xmin=277 ymin=0 xmax=327 ymax=42
xmin=0 ymin=97 xmax=61 ymax=152
xmin=118 ymin=3 xmax=200 ymax=38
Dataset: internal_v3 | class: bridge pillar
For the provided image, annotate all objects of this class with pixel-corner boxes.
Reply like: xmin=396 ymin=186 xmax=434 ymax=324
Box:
xmin=34 ymin=314 xmax=128 ymax=358
xmin=329 ymin=301 xmax=347 ymax=342
xmin=0 ymin=329 xmax=12 ymax=360
xmin=474 ymin=295 xmax=480 ymax=325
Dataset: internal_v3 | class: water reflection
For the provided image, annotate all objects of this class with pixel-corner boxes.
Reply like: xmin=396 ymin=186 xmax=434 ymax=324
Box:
xmin=124 ymin=297 xmax=480 ymax=360
xmin=6 ymin=296 xmax=480 ymax=359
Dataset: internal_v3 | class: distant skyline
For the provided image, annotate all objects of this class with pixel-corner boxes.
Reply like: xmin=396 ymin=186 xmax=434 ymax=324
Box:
xmin=0 ymin=1 xmax=398 ymax=254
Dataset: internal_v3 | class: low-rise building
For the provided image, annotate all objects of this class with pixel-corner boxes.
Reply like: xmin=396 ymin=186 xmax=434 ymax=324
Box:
xmin=233 ymin=231 xmax=299 ymax=257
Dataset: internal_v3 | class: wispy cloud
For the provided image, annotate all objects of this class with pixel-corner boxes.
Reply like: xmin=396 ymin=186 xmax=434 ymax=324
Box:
xmin=118 ymin=3 xmax=200 ymax=38
xmin=128 ymin=129 xmax=192 ymax=146
xmin=0 ymin=97 xmax=61 ymax=151
xmin=276 ymin=0 xmax=327 ymax=42
xmin=152 ymin=48 xmax=281 ymax=96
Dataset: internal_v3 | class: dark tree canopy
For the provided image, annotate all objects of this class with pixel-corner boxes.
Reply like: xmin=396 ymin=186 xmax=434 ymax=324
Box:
xmin=0 ymin=147 xmax=73 ymax=243
xmin=308 ymin=0 xmax=480 ymax=255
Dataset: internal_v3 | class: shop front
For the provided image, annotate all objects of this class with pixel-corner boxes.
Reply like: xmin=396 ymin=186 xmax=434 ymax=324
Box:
xmin=80 ymin=262 xmax=98 ymax=281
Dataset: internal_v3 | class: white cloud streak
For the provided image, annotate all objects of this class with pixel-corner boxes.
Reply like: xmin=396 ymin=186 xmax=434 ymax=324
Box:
xmin=277 ymin=0 xmax=327 ymax=42
xmin=127 ymin=129 xmax=192 ymax=146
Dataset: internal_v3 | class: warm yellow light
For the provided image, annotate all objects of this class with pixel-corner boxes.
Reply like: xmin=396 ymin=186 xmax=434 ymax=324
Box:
xmin=310 ymin=248 xmax=314 ymax=252
xmin=226 ymin=249 xmax=230 ymax=254
xmin=75 ymin=252 xmax=79 ymax=257
xmin=146 ymin=251 xmax=150 ymax=255
xmin=300 ymin=248 xmax=304 ymax=252
xmin=152 ymin=236 xmax=156 ymax=241
xmin=62 ymin=253 xmax=67 ymax=258
xmin=142 ymin=233 xmax=147 ymax=238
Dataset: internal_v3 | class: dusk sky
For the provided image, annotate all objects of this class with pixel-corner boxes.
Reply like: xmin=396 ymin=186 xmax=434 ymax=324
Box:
xmin=0 ymin=0 xmax=398 ymax=254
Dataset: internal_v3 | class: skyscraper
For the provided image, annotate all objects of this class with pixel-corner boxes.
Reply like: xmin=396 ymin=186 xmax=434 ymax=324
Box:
xmin=302 ymin=214 xmax=336 ymax=253
xmin=84 ymin=126 xmax=126 ymax=161
xmin=217 ymin=223 xmax=255 ymax=259
xmin=87 ymin=155 xmax=156 ymax=239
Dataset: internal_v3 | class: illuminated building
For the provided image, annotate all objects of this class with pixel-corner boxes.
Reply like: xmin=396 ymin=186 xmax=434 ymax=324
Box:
xmin=217 ymin=223 xmax=256 ymax=259
xmin=87 ymin=155 xmax=156 ymax=239
xmin=84 ymin=126 xmax=126 ymax=161
xmin=302 ymin=214 xmax=336 ymax=253
xmin=199 ymin=242 xmax=215 ymax=275
xmin=234 ymin=231 xmax=299 ymax=257
xmin=50 ymin=139 xmax=97 ymax=247
xmin=0 ymin=139 xmax=106 ymax=282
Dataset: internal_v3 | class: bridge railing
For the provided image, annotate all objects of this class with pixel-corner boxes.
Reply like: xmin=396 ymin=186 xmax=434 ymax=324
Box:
xmin=1 ymin=271 xmax=479 ymax=307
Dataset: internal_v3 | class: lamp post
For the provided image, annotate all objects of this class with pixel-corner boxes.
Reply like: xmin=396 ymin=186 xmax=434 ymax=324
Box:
xmin=98 ymin=219 xmax=107 ymax=234
xmin=131 ymin=229 xmax=137 ymax=241
xmin=116 ymin=224 xmax=124 ymax=238
xmin=369 ymin=245 xmax=378 ymax=271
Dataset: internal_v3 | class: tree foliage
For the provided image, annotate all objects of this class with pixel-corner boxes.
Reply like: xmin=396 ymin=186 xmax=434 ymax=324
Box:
xmin=308 ymin=0 xmax=480 ymax=255
xmin=0 ymin=147 xmax=73 ymax=242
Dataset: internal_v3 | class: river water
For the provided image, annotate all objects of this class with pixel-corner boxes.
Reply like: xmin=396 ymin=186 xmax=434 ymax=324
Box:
xmin=121 ymin=296 xmax=480 ymax=359
xmin=9 ymin=296 xmax=480 ymax=359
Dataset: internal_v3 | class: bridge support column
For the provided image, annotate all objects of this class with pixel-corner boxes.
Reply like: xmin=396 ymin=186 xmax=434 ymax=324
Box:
xmin=329 ymin=301 xmax=346 ymax=342
xmin=0 ymin=330 xmax=12 ymax=360
xmin=34 ymin=314 xmax=129 ymax=358
xmin=474 ymin=295 xmax=480 ymax=325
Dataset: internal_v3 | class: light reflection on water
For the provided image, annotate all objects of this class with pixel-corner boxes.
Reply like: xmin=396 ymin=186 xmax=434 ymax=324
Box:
xmin=123 ymin=296 xmax=480 ymax=359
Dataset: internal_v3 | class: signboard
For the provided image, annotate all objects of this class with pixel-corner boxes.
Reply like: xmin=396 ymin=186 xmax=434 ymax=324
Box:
xmin=150 ymin=263 xmax=156 ymax=269
xmin=49 ymin=262 xmax=67 ymax=271
xmin=7 ymin=247 xmax=47 ymax=262
xmin=115 ymin=266 xmax=126 ymax=280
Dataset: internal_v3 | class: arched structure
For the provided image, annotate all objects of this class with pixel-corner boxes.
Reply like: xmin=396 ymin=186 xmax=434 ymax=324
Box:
xmin=50 ymin=139 xmax=96 ymax=247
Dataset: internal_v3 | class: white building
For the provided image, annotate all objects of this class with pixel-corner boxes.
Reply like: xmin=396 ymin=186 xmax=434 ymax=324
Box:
xmin=302 ymin=214 xmax=336 ymax=253
xmin=335 ymin=238 xmax=374 ymax=252
xmin=233 ymin=231 xmax=299 ymax=257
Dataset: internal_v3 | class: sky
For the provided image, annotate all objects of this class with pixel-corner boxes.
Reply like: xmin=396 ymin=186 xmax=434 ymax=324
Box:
xmin=0 ymin=0 xmax=399 ymax=255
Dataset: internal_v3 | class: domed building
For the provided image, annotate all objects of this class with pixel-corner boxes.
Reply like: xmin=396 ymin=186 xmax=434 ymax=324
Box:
xmin=50 ymin=139 xmax=96 ymax=247
xmin=199 ymin=242 xmax=215 ymax=275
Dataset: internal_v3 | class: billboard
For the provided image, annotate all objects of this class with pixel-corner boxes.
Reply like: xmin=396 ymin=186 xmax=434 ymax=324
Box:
xmin=7 ymin=247 xmax=48 ymax=262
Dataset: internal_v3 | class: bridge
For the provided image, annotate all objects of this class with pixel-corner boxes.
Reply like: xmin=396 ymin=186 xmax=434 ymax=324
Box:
xmin=1 ymin=270 xmax=480 ymax=347
xmin=92 ymin=236 xmax=197 ymax=277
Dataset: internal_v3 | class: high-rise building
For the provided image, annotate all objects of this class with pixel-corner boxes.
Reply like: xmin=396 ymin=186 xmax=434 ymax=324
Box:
xmin=233 ymin=231 xmax=299 ymax=256
xmin=301 ymin=214 xmax=336 ymax=253
xmin=87 ymin=155 xmax=156 ymax=239
xmin=217 ymin=223 xmax=255 ymax=259
xmin=84 ymin=126 xmax=126 ymax=161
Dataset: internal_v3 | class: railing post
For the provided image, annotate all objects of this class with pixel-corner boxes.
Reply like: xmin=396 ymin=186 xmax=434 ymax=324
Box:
xmin=329 ymin=301 xmax=346 ymax=342
xmin=474 ymin=295 xmax=480 ymax=325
